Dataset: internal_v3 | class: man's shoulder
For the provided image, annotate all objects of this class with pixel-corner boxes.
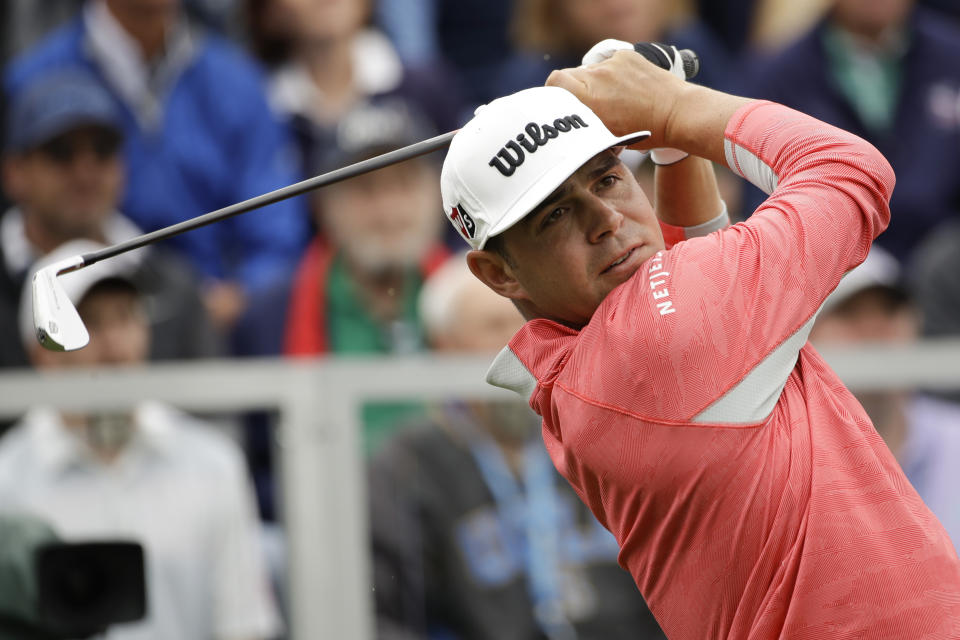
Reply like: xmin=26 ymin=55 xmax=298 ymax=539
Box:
xmin=189 ymin=30 xmax=269 ymax=90
xmin=373 ymin=419 xmax=470 ymax=477
xmin=139 ymin=403 xmax=246 ymax=477
xmin=486 ymin=319 xmax=578 ymax=403
xmin=0 ymin=420 xmax=38 ymax=488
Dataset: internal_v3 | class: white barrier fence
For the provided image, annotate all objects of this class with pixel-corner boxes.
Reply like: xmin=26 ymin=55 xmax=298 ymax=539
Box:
xmin=2 ymin=340 xmax=960 ymax=639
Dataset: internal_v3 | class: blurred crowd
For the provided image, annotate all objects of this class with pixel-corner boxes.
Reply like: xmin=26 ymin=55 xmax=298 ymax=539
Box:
xmin=0 ymin=0 xmax=958 ymax=638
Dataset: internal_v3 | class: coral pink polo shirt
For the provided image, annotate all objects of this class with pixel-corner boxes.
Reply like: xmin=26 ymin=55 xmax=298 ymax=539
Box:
xmin=488 ymin=101 xmax=960 ymax=639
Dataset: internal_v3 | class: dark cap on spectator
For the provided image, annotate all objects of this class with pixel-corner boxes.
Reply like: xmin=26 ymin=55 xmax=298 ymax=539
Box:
xmin=5 ymin=69 xmax=122 ymax=153
xmin=313 ymin=97 xmax=437 ymax=174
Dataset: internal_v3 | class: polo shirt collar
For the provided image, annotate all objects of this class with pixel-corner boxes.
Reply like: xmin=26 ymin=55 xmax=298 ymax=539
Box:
xmin=1 ymin=207 xmax=37 ymax=279
xmin=486 ymin=318 xmax=579 ymax=407
xmin=84 ymin=0 xmax=198 ymax=131
xmin=25 ymin=402 xmax=177 ymax=476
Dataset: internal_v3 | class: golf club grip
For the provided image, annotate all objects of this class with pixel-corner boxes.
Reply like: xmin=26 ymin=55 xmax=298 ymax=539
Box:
xmin=633 ymin=43 xmax=700 ymax=80
xmin=81 ymin=129 xmax=459 ymax=266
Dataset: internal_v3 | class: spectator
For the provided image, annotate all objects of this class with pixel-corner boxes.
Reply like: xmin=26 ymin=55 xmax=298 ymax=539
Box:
xmin=695 ymin=0 xmax=759 ymax=57
xmin=908 ymin=220 xmax=960 ymax=403
xmin=4 ymin=0 xmax=309 ymax=334
xmin=235 ymin=98 xmax=448 ymax=455
xmin=2 ymin=0 xmax=242 ymax=65
xmin=0 ymin=69 xmax=218 ymax=369
xmin=0 ymin=0 xmax=82 ymax=66
xmin=510 ymin=0 xmax=740 ymax=94
xmin=375 ymin=0 xmax=547 ymax=108
xmin=911 ymin=220 xmax=960 ymax=353
xmin=247 ymin=0 xmax=464 ymax=181
xmin=810 ymin=246 xmax=960 ymax=548
xmin=0 ymin=239 xmax=282 ymax=640
xmin=744 ymin=0 xmax=960 ymax=263
xmin=370 ymin=254 xmax=665 ymax=639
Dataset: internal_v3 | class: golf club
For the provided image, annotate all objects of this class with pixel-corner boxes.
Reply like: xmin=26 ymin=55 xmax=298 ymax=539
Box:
xmin=31 ymin=45 xmax=699 ymax=352
xmin=31 ymin=130 xmax=456 ymax=351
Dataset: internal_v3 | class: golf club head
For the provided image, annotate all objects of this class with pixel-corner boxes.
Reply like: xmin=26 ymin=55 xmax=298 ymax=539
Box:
xmin=32 ymin=255 xmax=89 ymax=352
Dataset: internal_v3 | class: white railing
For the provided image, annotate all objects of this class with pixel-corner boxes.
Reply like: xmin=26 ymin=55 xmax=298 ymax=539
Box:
xmin=2 ymin=340 xmax=960 ymax=639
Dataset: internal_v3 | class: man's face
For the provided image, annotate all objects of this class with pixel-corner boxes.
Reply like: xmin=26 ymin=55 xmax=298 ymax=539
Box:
xmin=4 ymin=126 xmax=124 ymax=240
xmin=561 ymin=0 xmax=668 ymax=52
xmin=810 ymin=288 xmax=917 ymax=345
xmin=320 ymin=158 xmax=440 ymax=274
xmin=833 ymin=0 xmax=915 ymax=37
xmin=276 ymin=0 xmax=368 ymax=43
xmin=488 ymin=150 xmax=663 ymax=327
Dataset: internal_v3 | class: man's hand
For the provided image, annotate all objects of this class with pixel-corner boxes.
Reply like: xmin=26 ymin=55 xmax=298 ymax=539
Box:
xmin=582 ymin=39 xmax=688 ymax=81
xmin=548 ymin=49 xmax=687 ymax=150
xmin=548 ymin=50 xmax=751 ymax=165
xmin=581 ymin=40 xmax=691 ymax=166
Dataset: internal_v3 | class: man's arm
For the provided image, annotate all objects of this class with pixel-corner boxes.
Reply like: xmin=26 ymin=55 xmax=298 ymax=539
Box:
xmin=550 ymin=49 xmax=896 ymax=425
xmin=653 ymin=155 xmax=730 ymax=249
xmin=654 ymin=157 xmax=723 ymax=228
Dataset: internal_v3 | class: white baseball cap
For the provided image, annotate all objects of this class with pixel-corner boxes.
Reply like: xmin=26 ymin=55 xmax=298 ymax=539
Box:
xmin=441 ymin=86 xmax=650 ymax=250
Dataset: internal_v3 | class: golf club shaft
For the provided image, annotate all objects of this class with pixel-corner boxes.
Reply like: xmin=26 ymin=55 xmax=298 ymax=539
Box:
xmin=78 ymin=130 xmax=458 ymax=268
xmin=74 ymin=47 xmax=699 ymax=270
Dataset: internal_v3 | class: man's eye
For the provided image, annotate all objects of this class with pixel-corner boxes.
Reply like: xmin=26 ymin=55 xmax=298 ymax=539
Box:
xmin=542 ymin=208 xmax=565 ymax=228
xmin=599 ymin=174 xmax=620 ymax=188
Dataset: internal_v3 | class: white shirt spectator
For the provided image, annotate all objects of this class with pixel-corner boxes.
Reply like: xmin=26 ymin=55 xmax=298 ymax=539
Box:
xmin=0 ymin=401 xmax=281 ymax=640
xmin=901 ymin=395 xmax=960 ymax=552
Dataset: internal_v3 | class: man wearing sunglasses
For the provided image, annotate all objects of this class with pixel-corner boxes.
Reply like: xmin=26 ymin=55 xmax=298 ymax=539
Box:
xmin=0 ymin=68 xmax=217 ymax=369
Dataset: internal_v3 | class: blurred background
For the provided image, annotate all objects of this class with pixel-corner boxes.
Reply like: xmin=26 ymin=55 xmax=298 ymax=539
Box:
xmin=0 ymin=0 xmax=958 ymax=638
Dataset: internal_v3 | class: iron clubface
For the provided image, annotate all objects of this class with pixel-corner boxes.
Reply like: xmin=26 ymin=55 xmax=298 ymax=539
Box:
xmin=31 ymin=254 xmax=90 ymax=351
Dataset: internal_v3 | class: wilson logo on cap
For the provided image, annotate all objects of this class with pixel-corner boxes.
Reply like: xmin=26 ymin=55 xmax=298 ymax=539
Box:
xmin=489 ymin=115 xmax=590 ymax=177
xmin=450 ymin=204 xmax=476 ymax=240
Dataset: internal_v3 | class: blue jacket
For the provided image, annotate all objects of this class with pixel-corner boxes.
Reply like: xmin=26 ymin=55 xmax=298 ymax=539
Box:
xmin=5 ymin=17 xmax=308 ymax=291
xmin=743 ymin=9 xmax=960 ymax=262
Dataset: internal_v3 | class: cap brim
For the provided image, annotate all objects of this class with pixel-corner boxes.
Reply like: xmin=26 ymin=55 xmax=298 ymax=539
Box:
xmin=16 ymin=114 xmax=120 ymax=152
xmin=481 ymin=130 xmax=651 ymax=247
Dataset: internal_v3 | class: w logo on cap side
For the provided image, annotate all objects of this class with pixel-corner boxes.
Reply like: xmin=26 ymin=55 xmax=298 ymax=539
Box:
xmin=450 ymin=204 xmax=476 ymax=240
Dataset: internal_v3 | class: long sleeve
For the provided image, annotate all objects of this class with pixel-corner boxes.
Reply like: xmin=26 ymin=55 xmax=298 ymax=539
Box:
xmin=579 ymin=101 xmax=895 ymax=425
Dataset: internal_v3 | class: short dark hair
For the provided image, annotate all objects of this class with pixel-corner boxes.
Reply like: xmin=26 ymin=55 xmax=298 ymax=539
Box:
xmin=484 ymin=233 xmax=515 ymax=268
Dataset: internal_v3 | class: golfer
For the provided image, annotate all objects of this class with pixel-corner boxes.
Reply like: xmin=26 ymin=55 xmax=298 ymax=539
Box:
xmin=439 ymin=46 xmax=960 ymax=638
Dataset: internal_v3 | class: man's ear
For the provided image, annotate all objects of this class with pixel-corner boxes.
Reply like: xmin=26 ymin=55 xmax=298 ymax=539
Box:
xmin=466 ymin=249 xmax=527 ymax=300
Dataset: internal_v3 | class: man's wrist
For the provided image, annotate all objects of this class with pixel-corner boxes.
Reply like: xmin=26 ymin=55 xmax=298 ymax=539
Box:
xmin=658 ymin=200 xmax=730 ymax=246
xmin=660 ymin=84 xmax=750 ymax=165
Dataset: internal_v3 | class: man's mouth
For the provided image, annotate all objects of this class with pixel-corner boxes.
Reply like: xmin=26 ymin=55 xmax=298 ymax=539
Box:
xmin=601 ymin=247 xmax=638 ymax=274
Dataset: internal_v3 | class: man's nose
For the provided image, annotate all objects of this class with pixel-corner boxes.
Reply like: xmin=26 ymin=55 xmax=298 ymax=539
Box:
xmin=585 ymin=198 xmax=624 ymax=243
